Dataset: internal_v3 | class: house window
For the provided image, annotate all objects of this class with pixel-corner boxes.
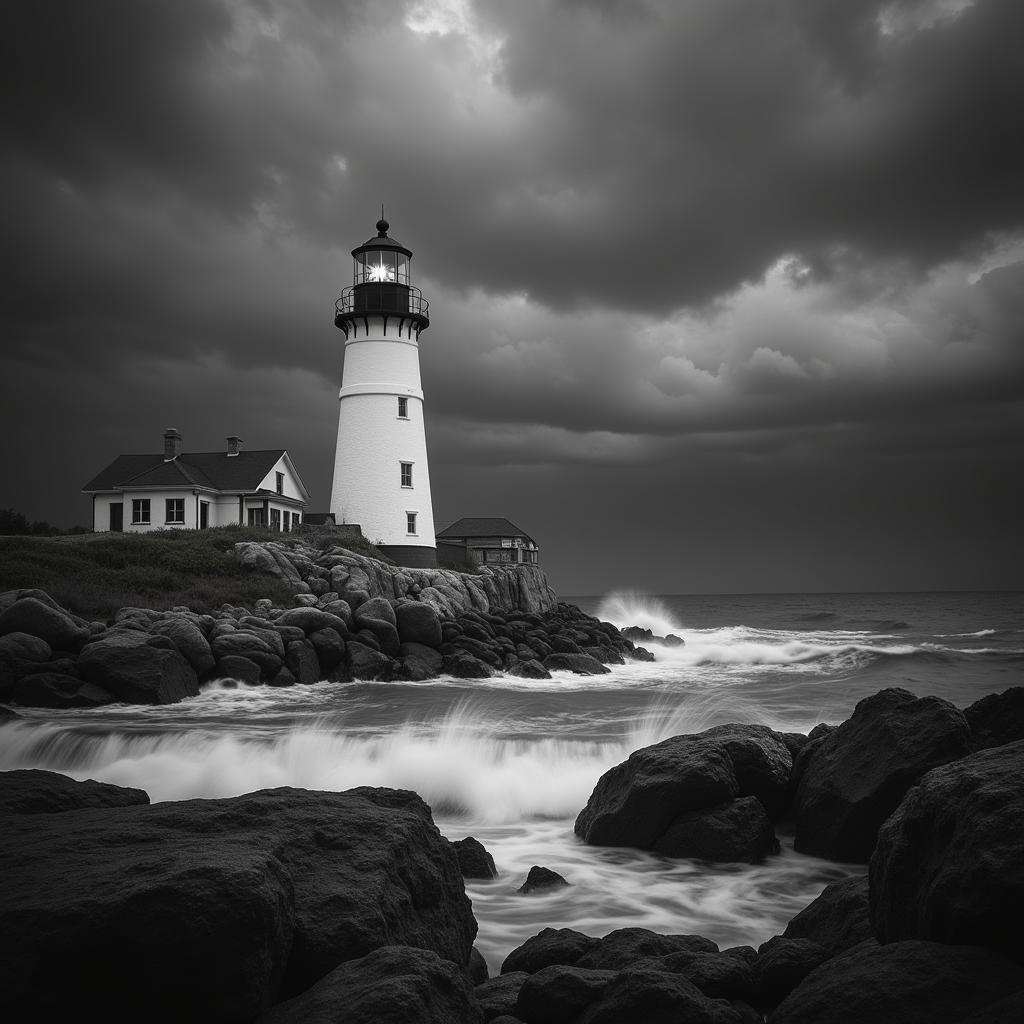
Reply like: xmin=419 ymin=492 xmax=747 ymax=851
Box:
xmin=131 ymin=499 xmax=151 ymax=525
xmin=248 ymin=508 xmax=264 ymax=526
xmin=406 ymin=512 xmax=417 ymax=535
xmin=400 ymin=462 xmax=412 ymax=487
xmin=276 ymin=471 xmax=284 ymax=495
xmin=270 ymin=509 xmax=281 ymax=531
xmin=165 ymin=498 xmax=185 ymax=524
xmin=397 ymin=396 xmax=409 ymax=418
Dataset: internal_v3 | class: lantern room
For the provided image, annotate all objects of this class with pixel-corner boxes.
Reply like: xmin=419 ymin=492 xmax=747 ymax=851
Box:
xmin=335 ymin=217 xmax=430 ymax=338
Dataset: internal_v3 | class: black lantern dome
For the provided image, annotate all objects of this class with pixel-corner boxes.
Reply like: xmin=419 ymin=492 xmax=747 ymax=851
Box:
xmin=334 ymin=217 xmax=429 ymax=339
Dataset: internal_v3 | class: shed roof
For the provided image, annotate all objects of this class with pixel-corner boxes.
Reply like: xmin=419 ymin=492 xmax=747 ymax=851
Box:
xmin=436 ymin=517 xmax=536 ymax=543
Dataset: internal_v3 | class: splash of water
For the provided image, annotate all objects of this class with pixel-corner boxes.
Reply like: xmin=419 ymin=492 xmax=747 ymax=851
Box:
xmin=594 ymin=591 xmax=683 ymax=636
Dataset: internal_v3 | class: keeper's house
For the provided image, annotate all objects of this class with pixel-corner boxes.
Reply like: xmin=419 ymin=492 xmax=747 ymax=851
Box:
xmin=82 ymin=429 xmax=310 ymax=533
xmin=436 ymin=517 xmax=540 ymax=566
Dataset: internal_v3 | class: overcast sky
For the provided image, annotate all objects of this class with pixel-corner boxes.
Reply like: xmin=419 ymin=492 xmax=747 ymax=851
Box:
xmin=3 ymin=0 xmax=1022 ymax=595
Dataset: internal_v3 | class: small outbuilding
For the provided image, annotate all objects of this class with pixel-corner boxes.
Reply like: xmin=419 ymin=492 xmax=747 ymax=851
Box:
xmin=435 ymin=517 xmax=539 ymax=566
xmin=82 ymin=429 xmax=310 ymax=533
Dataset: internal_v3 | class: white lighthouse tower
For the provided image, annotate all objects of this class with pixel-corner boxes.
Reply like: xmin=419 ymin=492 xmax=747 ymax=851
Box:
xmin=329 ymin=216 xmax=437 ymax=568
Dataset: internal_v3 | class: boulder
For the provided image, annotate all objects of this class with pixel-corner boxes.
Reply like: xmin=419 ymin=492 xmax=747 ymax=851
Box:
xmin=651 ymin=795 xmax=780 ymax=863
xmin=319 ymin=599 xmax=354 ymax=629
xmin=285 ymin=639 xmax=322 ymax=686
xmin=869 ymin=739 xmax=1024 ymax=962
xmin=443 ymin=653 xmax=493 ymax=679
xmin=477 ymin=972 xmax=529 ymax=1021
xmin=0 ymin=596 xmax=90 ymax=651
xmin=215 ymin=655 xmax=262 ymax=686
xmin=208 ymin=630 xmax=282 ymax=679
xmin=357 ymin=615 xmax=402 ymax=657
xmin=398 ymin=642 xmax=444 ymax=681
xmin=0 ymin=769 xmax=149 ymax=815
xmin=782 ymin=875 xmax=871 ymax=956
xmin=276 ymin=607 xmax=350 ymax=637
xmin=0 ymin=785 xmax=477 ymax=1019
xmin=0 ymin=630 xmax=52 ymax=663
xmin=508 ymin=658 xmax=551 ymax=680
xmin=517 ymin=865 xmax=570 ymax=894
xmin=569 ymin=965 xmax=749 ymax=1024
xmin=515 ymin=964 xmax=615 ymax=1023
xmin=963 ymin=686 xmax=1024 ymax=751
xmin=78 ymin=633 xmax=200 ymax=704
xmin=269 ymin=665 xmax=297 ymax=688
xmin=355 ymin=596 xmax=397 ymax=628
xmin=395 ymin=600 xmax=443 ymax=647
xmin=794 ymin=688 xmax=972 ymax=861
xmin=575 ymin=928 xmax=719 ymax=971
xmin=770 ymin=940 xmax=1024 ymax=1024
xmin=346 ymin=641 xmax=394 ymax=681
xmin=12 ymin=673 xmax=116 ymax=709
xmin=575 ymin=724 xmax=792 ymax=851
xmin=749 ymin=936 xmax=829 ymax=1010
xmin=635 ymin=949 xmax=753 ymax=1002
xmin=468 ymin=946 xmax=489 ymax=985
xmin=501 ymin=928 xmax=601 ymax=975
xmin=452 ymin=836 xmax=498 ymax=879
xmin=308 ymin=627 xmax=346 ymax=672
xmin=149 ymin=617 xmax=216 ymax=677
xmin=542 ymin=652 xmax=610 ymax=675
xmin=255 ymin=945 xmax=484 ymax=1024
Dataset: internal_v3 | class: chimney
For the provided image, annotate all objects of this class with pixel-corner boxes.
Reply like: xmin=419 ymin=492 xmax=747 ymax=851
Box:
xmin=226 ymin=435 xmax=243 ymax=457
xmin=163 ymin=428 xmax=182 ymax=461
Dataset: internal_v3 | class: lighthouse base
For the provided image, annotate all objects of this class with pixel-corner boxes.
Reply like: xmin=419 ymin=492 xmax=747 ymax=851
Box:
xmin=379 ymin=544 xmax=438 ymax=570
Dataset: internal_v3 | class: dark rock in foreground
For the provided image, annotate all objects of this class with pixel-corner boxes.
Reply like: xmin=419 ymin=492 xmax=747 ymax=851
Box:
xmin=574 ymin=724 xmax=791 ymax=863
xmin=869 ymin=738 xmax=1024 ymax=962
xmin=782 ymin=874 xmax=871 ymax=956
xmin=0 ymin=779 xmax=476 ymax=1022
xmin=255 ymin=945 xmax=484 ymax=1024
xmin=0 ymin=768 xmax=149 ymax=815
xmin=963 ymin=686 xmax=1024 ymax=751
xmin=501 ymin=927 xmax=601 ymax=975
xmin=652 ymin=794 xmax=780 ymax=862
xmin=770 ymin=940 xmax=1024 ymax=1024
xmin=793 ymin=688 xmax=971 ymax=862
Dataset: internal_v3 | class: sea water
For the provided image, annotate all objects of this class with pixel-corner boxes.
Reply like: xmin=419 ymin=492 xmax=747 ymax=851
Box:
xmin=2 ymin=590 xmax=1021 ymax=974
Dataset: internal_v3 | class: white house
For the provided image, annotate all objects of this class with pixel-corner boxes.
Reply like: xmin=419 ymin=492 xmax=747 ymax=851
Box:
xmin=82 ymin=429 xmax=310 ymax=533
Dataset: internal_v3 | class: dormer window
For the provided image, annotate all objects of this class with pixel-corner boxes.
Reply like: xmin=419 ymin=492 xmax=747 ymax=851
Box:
xmin=276 ymin=471 xmax=284 ymax=495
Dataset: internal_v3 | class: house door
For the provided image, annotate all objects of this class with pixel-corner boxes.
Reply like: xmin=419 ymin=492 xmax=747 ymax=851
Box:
xmin=109 ymin=503 xmax=123 ymax=532
xmin=199 ymin=502 xmax=209 ymax=529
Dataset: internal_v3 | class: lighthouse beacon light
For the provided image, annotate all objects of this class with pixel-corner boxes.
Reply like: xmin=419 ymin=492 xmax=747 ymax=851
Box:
xmin=329 ymin=216 xmax=437 ymax=568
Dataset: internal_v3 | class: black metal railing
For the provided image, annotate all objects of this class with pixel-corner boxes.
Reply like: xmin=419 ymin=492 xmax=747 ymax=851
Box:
xmin=335 ymin=284 xmax=429 ymax=319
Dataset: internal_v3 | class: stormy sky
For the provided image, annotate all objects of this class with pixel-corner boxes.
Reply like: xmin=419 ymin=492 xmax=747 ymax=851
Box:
xmin=3 ymin=0 xmax=1023 ymax=595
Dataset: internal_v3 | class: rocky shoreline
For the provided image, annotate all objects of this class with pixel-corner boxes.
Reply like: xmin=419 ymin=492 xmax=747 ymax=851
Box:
xmin=0 ymin=542 xmax=654 ymax=708
xmin=2 ymin=684 xmax=1022 ymax=1022
xmin=2 ymin=542 xmax=1022 ymax=1020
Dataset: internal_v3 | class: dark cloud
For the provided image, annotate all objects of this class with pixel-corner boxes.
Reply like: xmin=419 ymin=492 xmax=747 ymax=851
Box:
xmin=1 ymin=0 xmax=1022 ymax=592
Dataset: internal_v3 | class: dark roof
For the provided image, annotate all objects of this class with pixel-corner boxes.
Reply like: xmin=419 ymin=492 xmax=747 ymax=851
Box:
xmin=436 ymin=517 xmax=536 ymax=542
xmin=82 ymin=450 xmax=290 ymax=494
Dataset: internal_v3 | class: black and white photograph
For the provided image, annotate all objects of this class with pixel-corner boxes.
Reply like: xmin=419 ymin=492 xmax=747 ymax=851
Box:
xmin=2 ymin=1 xmax=1023 ymax=1020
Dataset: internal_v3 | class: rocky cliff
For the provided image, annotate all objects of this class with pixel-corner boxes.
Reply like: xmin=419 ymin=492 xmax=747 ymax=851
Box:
xmin=232 ymin=540 xmax=558 ymax=618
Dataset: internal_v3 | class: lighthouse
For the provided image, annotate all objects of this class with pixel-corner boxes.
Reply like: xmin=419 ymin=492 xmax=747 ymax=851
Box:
xmin=330 ymin=217 xmax=437 ymax=568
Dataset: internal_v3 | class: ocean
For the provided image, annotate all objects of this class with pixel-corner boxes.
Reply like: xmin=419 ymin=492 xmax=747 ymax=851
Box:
xmin=2 ymin=589 xmax=1021 ymax=974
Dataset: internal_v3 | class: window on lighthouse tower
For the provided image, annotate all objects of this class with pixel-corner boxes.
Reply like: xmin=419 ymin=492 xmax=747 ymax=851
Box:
xmin=397 ymin=396 xmax=408 ymax=418
xmin=400 ymin=462 xmax=413 ymax=487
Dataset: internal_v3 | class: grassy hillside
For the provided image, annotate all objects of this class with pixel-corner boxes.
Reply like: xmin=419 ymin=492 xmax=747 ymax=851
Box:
xmin=0 ymin=527 xmax=342 ymax=622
